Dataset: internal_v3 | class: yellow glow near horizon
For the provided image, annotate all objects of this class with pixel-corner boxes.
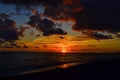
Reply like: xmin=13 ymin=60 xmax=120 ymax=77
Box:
xmin=62 ymin=49 xmax=66 ymax=53
xmin=0 ymin=35 xmax=120 ymax=53
xmin=55 ymin=43 xmax=71 ymax=53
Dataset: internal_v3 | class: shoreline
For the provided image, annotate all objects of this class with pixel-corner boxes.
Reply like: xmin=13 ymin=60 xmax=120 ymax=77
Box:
xmin=0 ymin=62 xmax=81 ymax=78
xmin=1 ymin=58 xmax=120 ymax=80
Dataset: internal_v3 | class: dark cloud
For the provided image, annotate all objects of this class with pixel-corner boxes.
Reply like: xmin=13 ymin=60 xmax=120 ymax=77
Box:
xmin=116 ymin=33 xmax=120 ymax=38
xmin=72 ymin=0 xmax=120 ymax=32
xmin=59 ymin=36 xmax=65 ymax=39
xmin=42 ymin=0 xmax=120 ymax=32
xmin=0 ymin=41 xmax=27 ymax=48
xmin=83 ymin=31 xmax=113 ymax=40
xmin=0 ymin=13 xmax=34 ymax=40
xmin=0 ymin=13 xmax=18 ymax=41
xmin=0 ymin=30 xmax=18 ymax=40
xmin=0 ymin=0 xmax=62 ymax=6
xmin=91 ymin=33 xmax=113 ymax=40
xmin=27 ymin=13 xmax=67 ymax=36
xmin=0 ymin=0 xmax=120 ymax=33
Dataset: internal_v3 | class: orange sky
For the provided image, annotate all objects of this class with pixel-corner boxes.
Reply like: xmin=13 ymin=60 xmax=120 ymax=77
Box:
xmin=0 ymin=35 xmax=120 ymax=53
xmin=0 ymin=0 xmax=120 ymax=54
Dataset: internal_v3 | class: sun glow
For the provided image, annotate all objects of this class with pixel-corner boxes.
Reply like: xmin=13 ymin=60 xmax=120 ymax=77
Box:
xmin=55 ymin=43 xmax=70 ymax=53
xmin=62 ymin=49 xmax=66 ymax=53
xmin=52 ymin=43 xmax=70 ymax=53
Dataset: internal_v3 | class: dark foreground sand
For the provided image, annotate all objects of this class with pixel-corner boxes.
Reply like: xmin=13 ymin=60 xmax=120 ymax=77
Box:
xmin=1 ymin=58 xmax=120 ymax=80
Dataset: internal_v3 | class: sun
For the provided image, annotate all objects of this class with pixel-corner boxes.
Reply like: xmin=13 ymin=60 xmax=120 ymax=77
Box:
xmin=54 ymin=43 xmax=70 ymax=53
xmin=62 ymin=49 xmax=66 ymax=53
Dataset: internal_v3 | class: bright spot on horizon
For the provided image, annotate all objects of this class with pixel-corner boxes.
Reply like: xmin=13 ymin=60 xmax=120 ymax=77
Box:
xmin=56 ymin=43 xmax=70 ymax=53
xmin=62 ymin=49 xmax=66 ymax=53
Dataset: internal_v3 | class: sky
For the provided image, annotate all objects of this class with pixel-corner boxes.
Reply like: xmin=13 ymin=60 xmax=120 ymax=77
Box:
xmin=0 ymin=0 xmax=120 ymax=53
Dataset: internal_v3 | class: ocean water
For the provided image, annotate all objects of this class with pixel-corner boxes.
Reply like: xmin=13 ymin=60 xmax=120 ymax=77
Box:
xmin=0 ymin=52 xmax=120 ymax=77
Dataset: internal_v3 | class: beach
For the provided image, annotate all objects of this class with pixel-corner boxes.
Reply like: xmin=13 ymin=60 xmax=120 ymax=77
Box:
xmin=1 ymin=57 xmax=120 ymax=80
xmin=0 ymin=52 xmax=120 ymax=80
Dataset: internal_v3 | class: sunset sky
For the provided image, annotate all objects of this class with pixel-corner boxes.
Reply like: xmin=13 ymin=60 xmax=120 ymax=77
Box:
xmin=0 ymin=0 xmax=120 ymax=53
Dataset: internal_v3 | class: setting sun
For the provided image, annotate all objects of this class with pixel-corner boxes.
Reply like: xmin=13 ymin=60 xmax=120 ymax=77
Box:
xmin=62 ymin=50 xmax=66 ymax=53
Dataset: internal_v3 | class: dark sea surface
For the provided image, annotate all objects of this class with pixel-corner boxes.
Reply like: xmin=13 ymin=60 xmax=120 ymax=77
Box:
xmin=0 ymin=52 xmax=120 ymax=77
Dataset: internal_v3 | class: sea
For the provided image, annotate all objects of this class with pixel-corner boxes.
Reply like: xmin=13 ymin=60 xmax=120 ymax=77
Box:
xmin=0 ymin=52 xmax=120 ymax=77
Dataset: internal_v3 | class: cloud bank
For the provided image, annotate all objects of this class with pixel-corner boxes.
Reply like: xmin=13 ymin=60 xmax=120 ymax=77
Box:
xmin=0 ymin=0 xmax=120 ymax=40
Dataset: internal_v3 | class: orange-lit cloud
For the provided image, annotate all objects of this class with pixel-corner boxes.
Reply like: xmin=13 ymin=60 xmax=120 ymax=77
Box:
xmin=63 ymin=0 xmax=73 ymax=6
xmin=72 ymin=7 xmax=85 ymax=13
xmin=0 ymin=35 xmax=120 ymax=53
